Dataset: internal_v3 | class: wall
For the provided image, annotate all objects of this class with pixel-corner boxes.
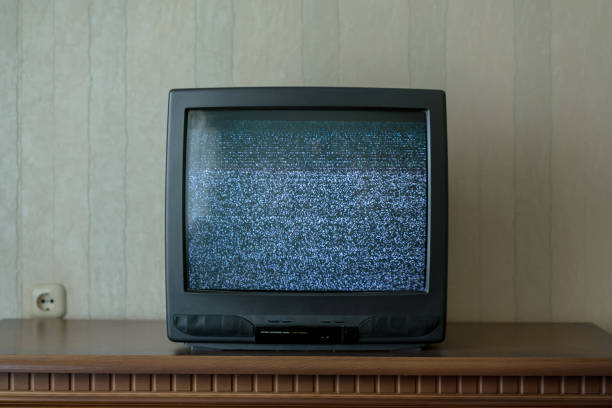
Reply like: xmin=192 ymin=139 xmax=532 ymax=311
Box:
xmin=1 ymin=0 xmax=611 ymax=331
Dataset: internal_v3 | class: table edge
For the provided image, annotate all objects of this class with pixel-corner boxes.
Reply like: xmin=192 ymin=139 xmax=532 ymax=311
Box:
xmin=2 ymin=355 xmax=612 ymax=375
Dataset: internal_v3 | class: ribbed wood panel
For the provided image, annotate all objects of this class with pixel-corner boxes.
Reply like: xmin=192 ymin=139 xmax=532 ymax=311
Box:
xmin=52 ymin=373 xmax=69 ymax=392
xmin=0 ymin=373 xmax=7 ymax=391
xmin=32 ymin=373 xmax=48 ymax=391
xmin=11 ymin=373 xmax=28 ymax=391
xmin=92 ymin=374 xmax=109 ymax=392
xmin=1 ymin=373 xmax=611 ymax=396
xmin=72 ymin=374 xmax=89 ymax=392
xmin=113 ymin=374 xmax=130 ymax=392
xmin=155 ymin=374 xmax=171 ymax=392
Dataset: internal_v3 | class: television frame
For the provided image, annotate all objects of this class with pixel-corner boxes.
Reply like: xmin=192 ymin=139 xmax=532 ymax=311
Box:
xmin=166 ymin=87 xmax=447 ymax=349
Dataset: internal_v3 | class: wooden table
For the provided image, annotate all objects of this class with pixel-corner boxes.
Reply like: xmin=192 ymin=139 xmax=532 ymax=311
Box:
xmin=1 ymin=320 xmax=611 ymax=406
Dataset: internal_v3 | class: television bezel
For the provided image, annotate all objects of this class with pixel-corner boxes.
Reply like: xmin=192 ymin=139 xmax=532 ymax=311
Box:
xmin=166 ymin=87 xmax=447 ymax=345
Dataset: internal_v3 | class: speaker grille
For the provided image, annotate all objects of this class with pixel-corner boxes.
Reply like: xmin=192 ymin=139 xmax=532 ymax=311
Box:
xmin=174 ymin=314 xmax=254 ymax=337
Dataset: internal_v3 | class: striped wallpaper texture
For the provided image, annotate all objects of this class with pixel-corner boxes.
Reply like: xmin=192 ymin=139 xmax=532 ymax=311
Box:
xmin=1 ymin=0 xmax=611 ymax=332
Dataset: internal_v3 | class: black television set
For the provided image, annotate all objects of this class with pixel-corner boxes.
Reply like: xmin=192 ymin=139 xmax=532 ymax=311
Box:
xmin=165 ymin=87 xmax=447 ymax=350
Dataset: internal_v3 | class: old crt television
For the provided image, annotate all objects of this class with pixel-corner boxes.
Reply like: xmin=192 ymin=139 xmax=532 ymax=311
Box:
xmin=166 ymin=87 xmax=447 ymax=350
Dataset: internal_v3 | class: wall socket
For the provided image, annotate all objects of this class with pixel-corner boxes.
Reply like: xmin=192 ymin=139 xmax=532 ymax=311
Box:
xmin=32 ymin=283 xmax=66 ymax=319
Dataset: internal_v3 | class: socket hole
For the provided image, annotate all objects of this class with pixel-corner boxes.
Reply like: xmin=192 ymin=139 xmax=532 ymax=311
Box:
xmin=36 ymin=293 xmax=56 ymax=313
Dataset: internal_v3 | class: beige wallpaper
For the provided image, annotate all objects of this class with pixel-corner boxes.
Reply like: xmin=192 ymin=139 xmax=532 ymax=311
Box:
xmin=1 ymin=0 xmax=611 ymax=331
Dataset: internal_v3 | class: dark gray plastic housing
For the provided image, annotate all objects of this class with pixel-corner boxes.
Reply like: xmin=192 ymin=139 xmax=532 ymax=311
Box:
xmin=165 ymin=87 xmax=447 ymax=350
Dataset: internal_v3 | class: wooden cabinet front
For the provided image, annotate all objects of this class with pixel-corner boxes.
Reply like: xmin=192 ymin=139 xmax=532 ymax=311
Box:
xmin=1 ymin=320 xmax=611 ymax=406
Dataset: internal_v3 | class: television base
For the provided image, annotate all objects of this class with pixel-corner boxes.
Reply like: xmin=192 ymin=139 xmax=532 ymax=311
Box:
xmin=187 ymin=343 xmax=426 ymax=353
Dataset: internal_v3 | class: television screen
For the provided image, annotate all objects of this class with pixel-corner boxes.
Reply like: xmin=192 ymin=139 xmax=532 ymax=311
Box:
xmin=184 ymin=109 xmax=428 ymax=293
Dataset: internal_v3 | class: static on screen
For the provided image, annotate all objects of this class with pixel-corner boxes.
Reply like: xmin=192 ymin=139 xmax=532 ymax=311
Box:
xmin=185 ymin=110 xmax=428 ymax=292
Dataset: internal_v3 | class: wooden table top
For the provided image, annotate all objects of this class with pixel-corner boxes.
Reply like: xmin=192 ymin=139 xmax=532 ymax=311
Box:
xmin=1 ymin=320 xmax=612 ymax=376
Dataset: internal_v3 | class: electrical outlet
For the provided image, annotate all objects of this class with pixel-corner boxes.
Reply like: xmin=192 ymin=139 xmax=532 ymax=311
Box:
xmin=32 ymin=283 xmax=66 ymax=319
